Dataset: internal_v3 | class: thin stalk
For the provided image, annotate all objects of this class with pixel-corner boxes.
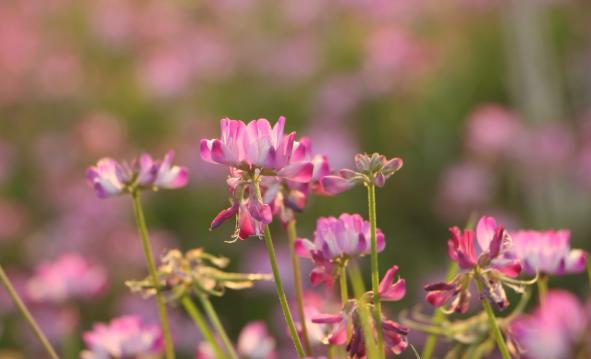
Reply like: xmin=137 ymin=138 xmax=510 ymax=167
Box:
xmin=287 ymin=219 xmax=312 ymax=355
xmin=367 ymin=183 xmax=384 ymax=358
xmin=181 ymin=296 xmax=226 ymax=359
xmin=475 ymin=270 xmax=511 ymax=359
xmin=131 ymin=191 xmax=175 ymax=359
xmin=421 ymin=262 xmax=458 ymax=359
xmin=252 ymin=181 xmax=305 ymax=357
xmin=198 ymin=295 xmax=239 ymax=359
xmin=339 ymin=267 xmax=352 ymax=339
xmin=0 ymin=265 xmax=60 ymax=359
xmin=537 ymin=274 xmax=548 ymax=304
xmin=349 ymin=262 xmax=378 ymax=359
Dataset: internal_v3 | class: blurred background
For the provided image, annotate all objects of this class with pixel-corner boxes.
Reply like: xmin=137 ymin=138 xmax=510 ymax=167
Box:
xmin=1 ymin=0 xmax=590 ymax=357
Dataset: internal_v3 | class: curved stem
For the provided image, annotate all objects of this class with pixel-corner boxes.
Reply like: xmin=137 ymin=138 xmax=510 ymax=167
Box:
xmin=422 ymin=262 xmax=458 ymax=359
xmin=537 ymin=274 xmax=548 ymax=304
xmin=367 ymin=183 xmax=384 ymax=358
xmin=0 ymin=265 xmax=61 ymax=359
xmin=252 ymin=181 xmax=305 ymax=357
xmin=349 ymin=262 xmax=378 ymax=359
xmin=131 ymin=192 xmax=175 ymax=359
xmin=198 ymin=295 xmax=239 ymax=359
xmin=181 ymin=296 xmax=226 ymax=359
xmin=475 ymin=271 xmax=512 ymax=359
xmin=287 ymin=219 xmax=312 ymax=355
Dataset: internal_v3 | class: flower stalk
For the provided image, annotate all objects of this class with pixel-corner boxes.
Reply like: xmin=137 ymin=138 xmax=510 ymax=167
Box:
xmin=131 ymin=191 xmax=175 ymax=359
xmin=198 ymin=294 xmax=239 ymax=359
xmin=475 ymin=268 xmax=511 ymax=359
xmin=349 ymin=262 xmax=378 ymax=359
xmin=537 ymin=274 xmax=548 ymax=304
xmin=0 ymin=265 xmax=61 ymax=359
xmin=253 ymin=180 xmax=306 ymax=357
xmin=287 ymin=219 xmax=313 ymax=355
xmin=367 ymin=182 xmax=384 ymax=358
xmin=181 ymin=296 xmax=226 ymax=359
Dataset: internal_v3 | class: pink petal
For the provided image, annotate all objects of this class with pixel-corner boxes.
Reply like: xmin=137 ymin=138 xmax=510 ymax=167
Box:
xmin=381 ymin=279 xmax=406 ymax=302
xmin=277 ymin=162 xmax=313 ymax=183
xmin=320 ymin=175 xmax=354 ymax=195
xmin=210 ymin=205 xmax=238 ymax=230
xmin=294 ymin=239 xmax=314 ymax=258
xmin=564 ymin=249 xmax=588 ymax=273
xmin=311 ymin=313 xmax=343 ymax=324
xmin=476 ymin=216 xmax=497 ymax=251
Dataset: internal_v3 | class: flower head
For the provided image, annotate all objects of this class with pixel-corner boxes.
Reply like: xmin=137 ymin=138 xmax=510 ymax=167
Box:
xmin=425 ymin=216 xmax=522 ymax=313
xmin=295 ymin=213 xmax=385 ymax=286
xmin=80 ymin=316 xmax=164 ymax=359
xmin=86 ymin=150 xmax=188 ymax=198
xmin=321 ymin=152 xmax=403 ymax=194
xmin=126 ymin=248 xmax=271 ymax=300
xmin=511 ymin=230 xmax=588 ymax=276
xmin=510 ymin=290 xmax=590 ymax=359
xmin=26 ymin=253 xmax=107 ymax=303
xmin=197 ymin=321 xmax=277 ymax=359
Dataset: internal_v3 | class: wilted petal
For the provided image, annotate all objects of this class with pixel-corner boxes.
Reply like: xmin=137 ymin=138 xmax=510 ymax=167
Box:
xmin=210 ymin=205 xmax=238 ymax=230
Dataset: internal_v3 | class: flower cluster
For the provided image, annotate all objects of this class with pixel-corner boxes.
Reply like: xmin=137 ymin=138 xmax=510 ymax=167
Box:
xmin=86 ymin=150 xmax=188 ymax=198
xmin=295 ymin=213 xmax=385 ymax=286
xmin=321 ymin=152 xmax=403 ymax=194
xmin=425 ymin=216 xmax=522 ymax=312
xmin=80 ymin=316 xmax=164 ymax=359
xmin=511 ymin=230 xmax=588 ymax=276
xmin=126 ymin=248 xmax=272 ymax=300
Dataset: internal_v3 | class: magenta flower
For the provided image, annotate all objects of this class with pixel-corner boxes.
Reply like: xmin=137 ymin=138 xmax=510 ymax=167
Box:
xmin=312 ymin=267 xmax=408 ymax=356
xmin=26 ymin=253 xmax=107 ymax=303
xmin=321 ymin=152 xmax=403 ymax=195
xmin=197 ymin=321 xmax=277 ymax=359
xmin=511 ymin=230 xmax=588 ymax=276
xmin=86 ymin=150 xmax=188 ymax=198
xmin=295 ymin=213 xmax=385 ymax=286
xmin=424 ymin=216 xmax=522 ymax=313
xmin=80 ymin=316 xmax=164 ymax=359
xmin=510 ymin=290 xmax=590 ymax=359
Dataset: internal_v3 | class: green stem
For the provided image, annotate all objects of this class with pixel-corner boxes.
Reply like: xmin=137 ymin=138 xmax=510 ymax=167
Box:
xmin=537 ymin=274 xmax=548 ymax=304
xmin=475 ymin=271 xmax=512 ymax=359
xmin=0 ymin=265 xmax=61 ymax=359
xmin=367 ymin=183 xmax=384 ymax=359
xmin=181 ymin=296 xmax=226 ymax=359
xmin=252 ymin=181 xmax=305 ymax=357
xmin=339 ymin=267 xmax=352 ymax=340
xmin=287 ymin=219 xmax=312 ymax=355
xmin=349 ymin=262 xmax=378 ymax=359
xmin=198 ymin=295 xmax=239 ymax=359
xmin=131 ymin=192 xmax=175 ymax=359
xmin=422 ymin=262 xmax=458 ymax=359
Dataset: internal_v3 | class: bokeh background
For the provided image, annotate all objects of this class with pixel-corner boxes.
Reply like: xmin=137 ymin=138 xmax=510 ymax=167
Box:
xmin=1 ymin=0 xmax=591 ymax=357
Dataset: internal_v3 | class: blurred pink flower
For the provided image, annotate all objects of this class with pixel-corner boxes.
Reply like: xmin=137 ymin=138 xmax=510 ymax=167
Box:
xmin=510 ymin=290 xmax=590 ymax=359
xmin=138 ymin=47 xmax=195 ymax=98
xmin=22 ymin=306 xmax=79 ymax=346
xmin=514 ymin=123 xmax=575 ymax=175
xmin=197 ymin=321 xmax=277 ymax=359
xmin=75 ymin=112 xmax=127 ymax=155
xmin=255 ymin=35 xmax=319 ymax=82
xmin=464 ymin=104 xmax=522 ymax=159
xmin=86 ymin=150 xmax=188 ymax=198
xmin=296 ymin=213 xmax=385 ymax=286
xmin=36 ymin=47 xmax=82 ymax=99
xmin=0 ymin=200 xmax=28 ymax=242
xmin=26 ymin=253 xmax=107 ymax=303
xmin=511 ymin=230 xmax=588 ymax=276
xmin=425 ymin=216 xmax=521 ymax=313
xmin=81 ymin=316 xmax=164 ymax=359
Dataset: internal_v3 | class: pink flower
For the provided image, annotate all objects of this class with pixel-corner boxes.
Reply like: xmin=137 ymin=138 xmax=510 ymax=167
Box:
xmin=200 ymin=117 xmax=313 ymax=180
xmin=425 ymin=216 xmax=522 ymax=313
xmin=81 ymin=316 xmax=164 ymax=359
xmin=26 ymin=253 xmax=107 ymax=303
xmin=511 ymin=230 xmax=588 ymax=276
xmin=510 ymin=290 xmax=590 ymax=359
xmin=377 ymin=265 xmax=406 ymax=302
xmin=86 ymin=150 xmax=188 ymax=198
xmin=197 ymin=321 xmax=276 ymax=359
xmin=295 ymin=214 xmax=385 ymax=286
xmin=464 ymin=104 xmax=522 ymax=159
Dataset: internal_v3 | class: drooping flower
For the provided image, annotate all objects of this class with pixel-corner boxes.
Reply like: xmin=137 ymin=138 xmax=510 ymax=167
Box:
xmin=126 ymin=248 xmax=271 ymax=301
xmin=295 ymin=213 xmax=385 ymax=286
xmin=511 ymin=230 xmax=588 ymax=276
xmin=424 ymin=216 xmax=522 ymax=313
xmin=312 ymin=266 xmax=408 ymax=356
xmin=80 ymin=316 xmax=164 ymax=359
xmin=86 ymin=150 xmax=188 ymax=198
xmin=196 ymin=321 xmax=277 ymax=359
xmin=26 ymin=253 xmax=107 ymax=303
xmin=321 ymin=152 xmax=403 ymax=195
xmin=201 ymin=117 xmax=314 ymax=239
xmin=510 ymin=290 xmax=590 ymax=359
